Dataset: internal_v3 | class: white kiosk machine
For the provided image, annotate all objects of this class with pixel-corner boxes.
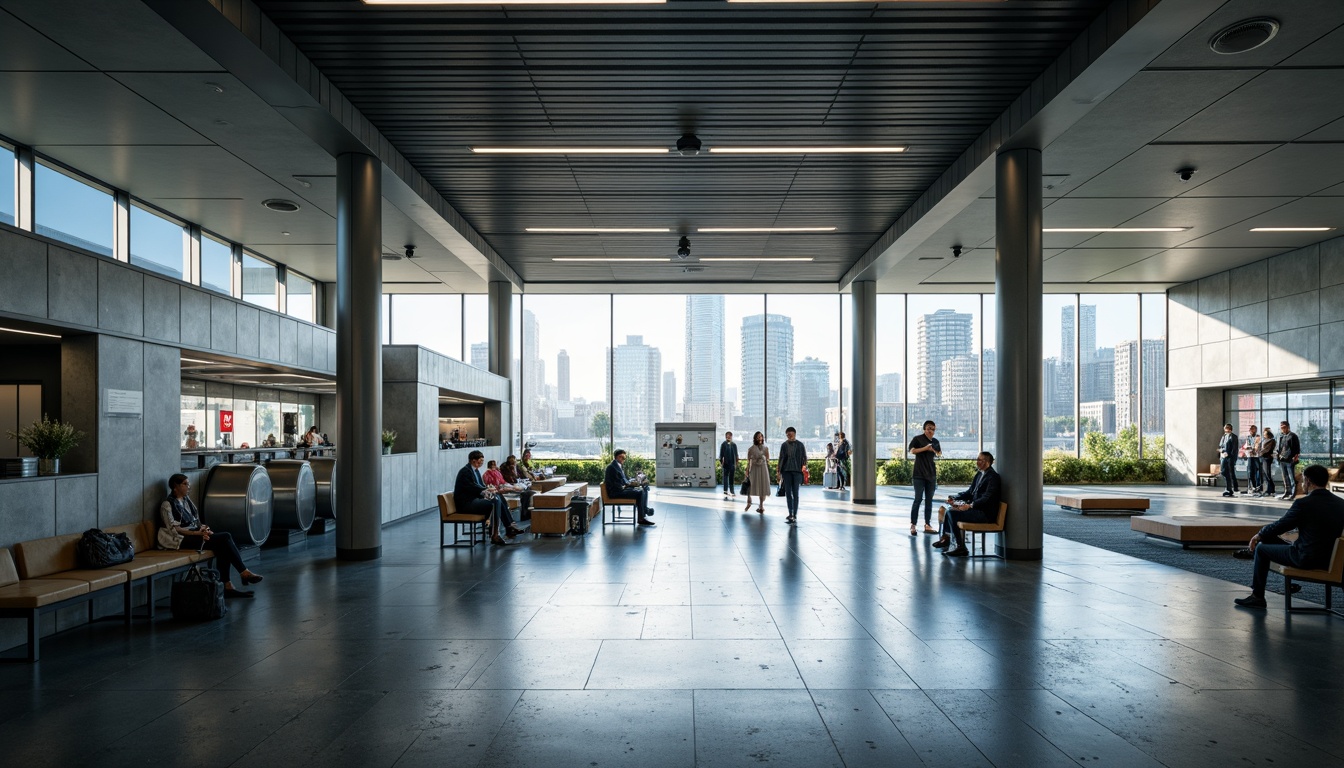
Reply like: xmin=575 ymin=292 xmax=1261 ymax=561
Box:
xmin=653 ymin=422 xmax=718 ymax=488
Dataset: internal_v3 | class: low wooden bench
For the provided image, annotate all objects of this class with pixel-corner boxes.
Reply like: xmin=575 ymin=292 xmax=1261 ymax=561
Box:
xmin=1 ymin=522 xmax=212 ymax=662
xmin=1197 ymin=473 xmax=1220 ymax=487
xmin=531 ymin=495 xmax=601 ymax=536
xmin=531 ymin=476 xmax=567 ymax=494
xmin=1272 ymin=536 xmax=1344 ymax=616
xmin=1131 ymin=514 xmax=1265 ymax=548
xmin=957 ymin=502 xmax=1008 ymax=558
xmin=1055 ymin=495 xmax=1150 ymax=516
xmin=438 ymin=493 xmax=489 ymax=548
xmin=533 ymin=481 xmax=589 ymax=509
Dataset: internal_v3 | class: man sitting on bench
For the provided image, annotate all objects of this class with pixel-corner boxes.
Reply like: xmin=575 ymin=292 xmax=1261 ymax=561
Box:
xmin=932 ymin=451 xmax=1001 ymax=558
xmin=455 ymin=450 xmax=524 ymax=546
xmin=1234 ymin=464 xmax=1344 ymax=609
xmin=605 ymin=449 xmax=655 ymax=527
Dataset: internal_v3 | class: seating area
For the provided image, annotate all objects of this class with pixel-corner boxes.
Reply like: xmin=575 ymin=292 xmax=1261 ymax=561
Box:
xmin=437 ymin=493 xmax=489 ymax=548
xmin=1130 ymin=514 xmax=1266 ymax=548
xmin=0 ymin=522 xmax=212 ymax=662
xmin=956 ymin=502 xmax=1009 ymax=558
xmin=1272 ymin=537 xmax=1344 ymax=616
xmin=1055 ymin=495 xmax=1150 ymax=515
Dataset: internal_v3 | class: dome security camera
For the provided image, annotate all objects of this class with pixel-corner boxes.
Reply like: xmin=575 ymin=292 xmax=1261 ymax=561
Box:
xmin=1177 ymin=168 xmax=1196 ymax=183
xmin=676 ymin=236 xmax=691 ymax=259
xmin=676 ymin=134 xmax=702 ymax=157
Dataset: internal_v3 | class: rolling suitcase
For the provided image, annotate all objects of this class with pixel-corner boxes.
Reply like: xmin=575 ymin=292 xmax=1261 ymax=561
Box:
xmin=823 ymin=471 xmax=837 ymax=488
xmin=568 ymin=497 xmax=592 ymax=535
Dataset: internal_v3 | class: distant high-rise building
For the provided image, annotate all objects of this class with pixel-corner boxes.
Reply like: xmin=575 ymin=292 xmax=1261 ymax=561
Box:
xmin=790 ymin=357 xmax=829 ymax=439
xmin=1062 ymin=304 xmax=1097 ymax=365
xmin=1082 ymin=345 xmax=1114 ymax=403
xmin=662 ymin=371 xmax=677 ymax=421
xmin=940 ymin=355 xmax=980 ymax=434
xmin=470 ymin=342 xmax=489 ymax=370
xmin=609 ymin=335 xmax=661 ymax=436
xmin=1080 ymin=400 xmax=1116 ymax=435
xmin=521 ymin=309 xmax=549 ymax=434
xmin=1114 ymin=338 xmax=1166 ymax=431
xmin=877 ymin=372 xmax=902 ymax=403
xmin=683 ymin=295 xmax=726 ymax=423
xmin=557 ymin=349 xmax=571 ymax=402
xmin=741 ymin=314 xmax=793 ymax=434
xmin=1042 ymin=357 xmax=1074 ymax=420
xmin=915 ymin=309 xmax=973 ymax=405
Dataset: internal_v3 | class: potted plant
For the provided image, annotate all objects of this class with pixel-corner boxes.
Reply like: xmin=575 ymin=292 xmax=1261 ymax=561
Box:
xmin=381 ymin=429 xmax=397 ymax=455
xmin=8 ymin=415 xmax=84 ymax=476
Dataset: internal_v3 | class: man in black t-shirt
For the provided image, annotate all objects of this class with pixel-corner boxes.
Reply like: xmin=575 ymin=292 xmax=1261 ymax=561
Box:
xmin=908 ymin=420 xmax=941 ymax=535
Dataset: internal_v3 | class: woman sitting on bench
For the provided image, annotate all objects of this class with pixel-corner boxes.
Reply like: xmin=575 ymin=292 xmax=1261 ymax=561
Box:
xmin=158 ymin=473 xmax=264 ymax=599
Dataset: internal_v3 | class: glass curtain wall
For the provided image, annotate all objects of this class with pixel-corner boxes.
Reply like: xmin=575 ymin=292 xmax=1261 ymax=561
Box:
xmin=1043 ymin=294 xmax=1077 ymax=455
xmin=875 ymin=295 xmax=906 ymax=462
xmin=34 ymin=162 xmax=114 ymax=257
xmin=728 ymin=295 xmax=767 ymax=452
xmin=1 ymin=142 xmax=15 ymax=226
xmin=906 ymin=295 xmax=980 ymax=459
xmin=200 ymin=235 xmax=233 ymax=295
xmin=241 ymin=253 xmax=278 ymax=311
xmin=1141 ymin=294 xmax=1167 ymax=454
xmin=286 ymin=272 xmax=315 ymax=322
xmin=981 ymin=295 xmax=997 ymax=456
xmin=763 ymin=295 xmax=841 ymax=457
xmin=521 ymin=294 xmax=610 ymax=459
xmin=1078 ymin=294 xmax=1139 ymax=454
xmin=1224 ymin=381 xmax=1344 ymax=466
xmin=129 ymin=204 xmax=188 ymax=279
xmin=464 ymin=294 xmax=488 ymax=370
xmin=390 ymin=294 xmax=462 ymax=359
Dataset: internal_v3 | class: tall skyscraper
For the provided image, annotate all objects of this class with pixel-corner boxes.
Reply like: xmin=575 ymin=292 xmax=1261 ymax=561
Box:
xmin=915 ymin=309 xmax=972 ymax=405
xmin=790 ymin=357 xmax=830 ymax=438
xmin=609 ymin=335 xmax=661 ymax=436
xmin=683 ymin=295 xmax=726 ymax=422
xmin=557 ymin=349 xmax=571 ymax=402
xmin=940 ymin=355 xmax=980 ymax=434
xmin=470 ymin=342 xmax=489 ymax=370
xmin=1082 ymin=345 xmax=1114 ymax=404
xmin=1114 ymin=338 xmax=1165 ymax=431
xmin=741 ymin=314 xmax=793 ymax=434
xmin=521 ymin=309 xmax=549 ymax=433
xmin=1062 ymin=304 xmax=1097 ymax=365
xmin=662 ymin=371 xmax=677 ymax=421
xmin=877 ymin=372 xmax=902 ymax=403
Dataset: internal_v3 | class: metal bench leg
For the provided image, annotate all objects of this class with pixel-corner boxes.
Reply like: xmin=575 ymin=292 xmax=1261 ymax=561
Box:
xmin=28 ymin=608 xmax=39 ymax=663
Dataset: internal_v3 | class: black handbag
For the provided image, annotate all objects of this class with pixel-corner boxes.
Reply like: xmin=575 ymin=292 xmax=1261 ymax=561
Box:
xmin=740 ymin=480 xmax=751 ymax=495
xmin=77 ymin=528 xmax=135 ymax=569
xmin=171 ymin=566 xmax=227 ymax=621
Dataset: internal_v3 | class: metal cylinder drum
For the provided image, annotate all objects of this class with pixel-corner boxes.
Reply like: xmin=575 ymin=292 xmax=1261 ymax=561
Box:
xmin=201 ymin=463 xmax=273 ymax=547
xmin=309 ymin=457 xmax=336 ymax=519
xmin=268 ymin=459 xmax=317 ymax=532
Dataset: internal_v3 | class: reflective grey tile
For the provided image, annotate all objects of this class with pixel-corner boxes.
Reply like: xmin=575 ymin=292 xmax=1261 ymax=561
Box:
xmin=586 ymin=640 xmax=804 ymax=689
xmin=692 ymin=689 xmax=843 ymax=768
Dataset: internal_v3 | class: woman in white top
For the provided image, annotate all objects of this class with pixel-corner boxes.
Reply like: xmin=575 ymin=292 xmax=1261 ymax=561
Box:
xmin=158 ymin=473 xmax=264 ymax=599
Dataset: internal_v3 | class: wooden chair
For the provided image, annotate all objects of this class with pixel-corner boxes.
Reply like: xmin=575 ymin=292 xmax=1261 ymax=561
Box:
xmin=1272 ymin=537 xmax=1344 ymax=616
xmin=437 ymin=493 xmax=488 ymax=548
xmin=600 ymin=483 xmax=637 ymax=529
xmin=958 ymin=502 xmax=1008 ymax=558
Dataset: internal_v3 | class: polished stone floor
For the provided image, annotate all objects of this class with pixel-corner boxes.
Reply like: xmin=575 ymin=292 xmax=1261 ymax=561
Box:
xmin=3 ymin=486 xmax=1343 ymax=767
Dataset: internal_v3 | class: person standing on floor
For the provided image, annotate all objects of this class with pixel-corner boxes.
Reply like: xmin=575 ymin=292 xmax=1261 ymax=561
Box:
xmin=1256 ymin=429 xmax=1277 ymax=498
xmin=719 ymin=431 xmax=740 ymax=501
xmin=1218 ymin=423 xmax=1240 ymax=496
xmin=909 ymin=420 xmax=941 ymax=535
xmin=1244 ymin=425 xmax=1261 ymax=496
xmin=836 ymin=432 xmax=851 ymax=491
xmin=777 ymin=427 xmax=808 ymax=524
xmin=745 ymin=431 xmax=771 ymax=514
xmin=1276 ymin=421 xmax=1301 ymax=500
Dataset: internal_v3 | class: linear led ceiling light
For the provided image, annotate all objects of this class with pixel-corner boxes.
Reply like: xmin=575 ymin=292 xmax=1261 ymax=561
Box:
xmin=709 ymin=146 xmax=907 ymax=154
xmin=0 ymin=326 xmax=61 ymax=339
xmin=527 ymin=227 xmax=670 ymax=233
xmin=366 ymin=0 xmax=663 ymax=5
xmin=1043 ymin=227 xmax=1189 ymax=233
xmin=1249 ymin=227 xmax=1335 ymax=232
xmin=699 ymin=257 xmax=815 ymax=262
xmin=471 ymin=146 xmax=670 ymax=154
xmin=552 ymin=257 xmax=672 ymax=262
xmin=697 ymin=227 xmax=836 ymax=233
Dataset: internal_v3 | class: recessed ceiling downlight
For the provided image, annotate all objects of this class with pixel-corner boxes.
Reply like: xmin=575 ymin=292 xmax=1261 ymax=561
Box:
xmin=262 ymin=199 xmax=301 ymax=213
xmin=1209 ymin=18 xmax=1279 ymax=55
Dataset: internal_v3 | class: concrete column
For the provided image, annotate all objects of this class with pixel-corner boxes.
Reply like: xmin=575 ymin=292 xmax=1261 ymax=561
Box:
xmin=488 ymin=281 xmax=512 ymax=378
xmin=994 ymin=148 xmax=1043 ymax=561
xmin=335 ymin=153 xmax=382 ymax=561
xmin=851 ymin=281 xmax=877 ymax=504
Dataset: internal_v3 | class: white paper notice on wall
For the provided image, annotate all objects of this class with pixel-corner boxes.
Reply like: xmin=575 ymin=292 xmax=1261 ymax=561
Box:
xmin=104 ymin=388 xmax=144 ymax=418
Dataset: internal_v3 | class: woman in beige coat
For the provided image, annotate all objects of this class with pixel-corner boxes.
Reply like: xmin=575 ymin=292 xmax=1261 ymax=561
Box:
xmin=745 ymin=431 xmax=771 ymax=514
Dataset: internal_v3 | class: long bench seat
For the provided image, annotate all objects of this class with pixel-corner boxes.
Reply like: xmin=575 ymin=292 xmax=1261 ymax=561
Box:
xmin=0 ymin=521 xmax=213 ymax=662
xmin=533 ymin=482 xmax=589 ymax=509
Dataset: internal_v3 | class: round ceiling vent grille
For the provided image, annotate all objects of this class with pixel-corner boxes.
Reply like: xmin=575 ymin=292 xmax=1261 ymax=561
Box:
xmin=262 ymin=199 xmax=301 ymax=213
xmin=1209 ymin=17 xmax=1279 ymax=54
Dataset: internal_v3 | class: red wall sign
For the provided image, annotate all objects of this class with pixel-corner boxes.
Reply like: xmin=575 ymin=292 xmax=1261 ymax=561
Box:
xmin=219 ymin=410 xmax=234 ymax=433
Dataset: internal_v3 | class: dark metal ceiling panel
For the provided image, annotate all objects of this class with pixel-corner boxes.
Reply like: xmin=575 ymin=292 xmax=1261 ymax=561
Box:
xmin=254 ymin=0 xmax=1111 ymax=284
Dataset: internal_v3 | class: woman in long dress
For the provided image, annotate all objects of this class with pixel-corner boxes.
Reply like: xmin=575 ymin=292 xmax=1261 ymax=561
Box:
xmin=745 ymin=431 xmax=771 ymax=514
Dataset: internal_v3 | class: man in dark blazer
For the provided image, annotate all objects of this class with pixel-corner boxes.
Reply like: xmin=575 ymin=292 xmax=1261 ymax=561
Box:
xmin=455 ymin=450 xmax=521 ymax=545
xmin=606 ymin=449 xmax=654 ymax=526
xmin=1218 ymin=423 xmax=1240 ymax=496
xmin=719 ymin=432 xmax=740 ymax=501
xmin=932 ymin=451 xmax=1002 ymax=557
xmin=1235 ymin=464 xmax=1344 ymax=608
xmin=1276 ymin=421 xmax=1301 ymax=500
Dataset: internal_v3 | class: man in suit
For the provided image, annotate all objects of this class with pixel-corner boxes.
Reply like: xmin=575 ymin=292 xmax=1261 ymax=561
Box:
xmin=606 ymin=449 xmax=654 ymax=526
xmin=1276 ymin=421 xmax=1301 ymax=500
xmin=1234 ymin=464 xmax=1344 ymax=608
xmin=719 ymin=432 xmax=740 ymax=501
xmin=455 ymin=450 xmax=522 ymax=546
xmin=835 ymin=432 xmax=851 ymax=491
xmin=1218 ymin=423 xmax=1240 ymax=496
xmin=932 ymin=451 xmax=1002 ymax=558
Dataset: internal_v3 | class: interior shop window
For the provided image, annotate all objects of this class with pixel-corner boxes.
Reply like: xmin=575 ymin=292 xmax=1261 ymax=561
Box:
xmin=256 ymin=400 xmax=281 ymax=447
xmin=241 ymin=252 xmax=278 ymax=311
xmin=34 ymin=161 xmax=114 ymax=257
xmin=286 ymin=271 xmax=315 ymax=323
xmin=390 ymin=294 xmax=462 ymax=359
xmin=464 ymin=294 xmax=489 ymax=370
xmin=129 ymin=203 xmax=188 ymax=279
xmin=205 ymin=395 xmax=235 ymax=449
xmin=875 ymin=294 xmax=906 ymax=467
xmin=299 ymin=402 xmax=317 ymax=437
xmin=200 ymin=234 xmax=233 ymax=295
xmin=0 ymin=141 xmax=15 ymax=227
xmin=520 ymin=294 xmax=610 ymax=460
xmin=906 ymin=294 xmax=981 ymax=459
xmin=1288 ymin=383 xmax=1331 ymax=462
xmin=281 ymin=401 xmax=300 ymax=446
xmin=181 ymin=381 xmax=206 ymax=450
xmin=1261 ymin=386 xmax=1288 ymax=435
xmin=232 ymin=399 xmax=257 ymax=449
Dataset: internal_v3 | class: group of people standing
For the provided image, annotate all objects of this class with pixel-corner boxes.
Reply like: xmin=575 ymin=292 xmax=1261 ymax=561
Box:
xmin=718 ymin=429 xmax=811 ymax=524
xmin=1219 ymin=421 xmax=1301 ymax=500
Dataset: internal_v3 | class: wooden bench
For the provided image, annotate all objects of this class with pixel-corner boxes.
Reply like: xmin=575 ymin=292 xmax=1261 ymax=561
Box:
xmin=601 ymin=482 xmax=639 ymax=528
xmin=1272 ymin=536 xmax=1344 ymax=616
xmin=438 ymin=493 xmax=489 ymax=548
xmin=0 ymin=522 xmax=212 ymax=662
xmin=531 ymin=496 xmax=601 ymax=536
xmin=1055 ymin=495 xmax=1150 ymax=516
xmin=1130 ymin=514 xmax=1265 ymax=548
xmin=1196 ymin=473 xmax=1220 ymax=487
xmin=533 ymin=481 xmax=589 ymax=509
xmin=531 ymin=476 xmax=568 ymax=494
xmin=957 ymin=502 xmax=1008 ymax=558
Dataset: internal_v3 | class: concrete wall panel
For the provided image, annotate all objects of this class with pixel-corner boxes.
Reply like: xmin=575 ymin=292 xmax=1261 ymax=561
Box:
xmin=1228 ymin=301 xmax=1267 ymax=339
xmin=47 ymin=246 xmax=98 ymax=327
xmin=141 ymin=343 xmax=181 ymax=521
xmin=142 ymin=276 xmax=180 ymax=343
xmin=97 ymin=336 xmax=145 ymax=528
xmin=258 ymin=311 xmax=279 ymax=361
xmin=236 ymin=304 xmax=260 ymax=359
xmin=1200 ymin=340 xmax=1230 ymax=384
xmin=98 ymin=261 xmax=143 ymax=336
xmin=1228 ymin=335 xmax=1268 ymax=382
xmin=1197 ymin=310 xmax=1229 ymax=345
xmin=1320 ymin=284 xmax=1344 ymax=325
xmin=1198 ymin=271 xmax=1229 ymax=313
xmin=1266 ymin=327 xmax=1319 ymax=378
xmin=1267 ymin=245 xmax=1318 ymax=300
xmin=1267 ymin=290 xmax=1319 ymax=333
xmin=179 ymin=287 xmax=212 ymax=349
xmin=278 ymin=317 xmax=298 ymax=365
xmin=210 ymin=296 xmax=236 ymax=354
xmin=1168 ymin=282 xmax=1199 ymax=349
xmin=1320 ymin=321 xmax=1344 ymax=373
xmin=1228 ymin=260 xmax=1268 ymax=309
xmin=0 ymin=479 xmax=57 ymax=551
xmin=0 ymin=229 xmax=48 ymax=317
xmin=1321 ymin=237 xmax=1344 ymax=289
xmin=55 ymin=474 xmax=98 ymax=537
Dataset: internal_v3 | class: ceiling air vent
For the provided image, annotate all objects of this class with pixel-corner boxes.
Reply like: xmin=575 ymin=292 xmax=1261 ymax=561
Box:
xmin=682 ymin=265 xmax=706 ymax=273
xmin=262 ymin=199 xmax=301 ymax=213
xmin=1209 ymin=18 xmax=1279 ymax=55
xmin=380 ymin=251 xmax=402 ymax=261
